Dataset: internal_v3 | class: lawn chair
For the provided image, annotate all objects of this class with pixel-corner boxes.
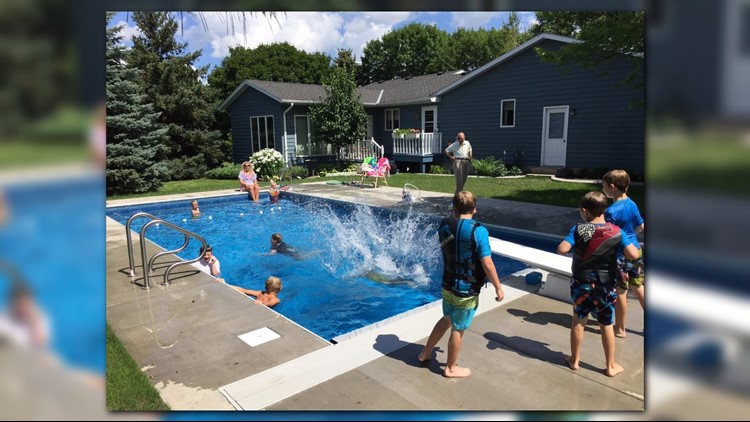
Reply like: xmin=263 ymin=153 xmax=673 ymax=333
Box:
xmin=361 ymin=157 xmax=391 ymax=187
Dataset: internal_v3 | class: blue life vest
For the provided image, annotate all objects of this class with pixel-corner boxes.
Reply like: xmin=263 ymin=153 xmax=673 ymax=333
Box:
xmin=439 ymin=217 xmax=486 ymax=297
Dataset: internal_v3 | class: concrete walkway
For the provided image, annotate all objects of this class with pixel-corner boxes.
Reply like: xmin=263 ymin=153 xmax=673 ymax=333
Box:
xmin=105 ymin=181 xmax=644 ymax=411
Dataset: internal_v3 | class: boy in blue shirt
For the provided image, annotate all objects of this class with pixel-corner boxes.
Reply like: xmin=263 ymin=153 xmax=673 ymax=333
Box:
xmin=602 ymin=169 xmax=644 ymax=338
xmin=417 ymin=191 xmax=504 ymax=378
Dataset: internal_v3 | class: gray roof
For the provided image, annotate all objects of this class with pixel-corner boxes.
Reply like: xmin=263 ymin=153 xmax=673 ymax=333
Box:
xmin=218 ymin=72 xmax=467 ymax=111
xmin=359 ymin=71 xmax=466 ymax=106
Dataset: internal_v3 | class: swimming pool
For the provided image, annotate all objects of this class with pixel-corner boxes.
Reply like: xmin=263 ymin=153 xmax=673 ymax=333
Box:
xmin=0 ymin=176 xmax=104 ymax=374
xmin=107 ymin=192 xmax=559 ymax=341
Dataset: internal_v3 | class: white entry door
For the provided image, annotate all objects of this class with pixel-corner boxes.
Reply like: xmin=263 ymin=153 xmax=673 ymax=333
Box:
xmin=541 ymin=106 xmax=569 ymax=166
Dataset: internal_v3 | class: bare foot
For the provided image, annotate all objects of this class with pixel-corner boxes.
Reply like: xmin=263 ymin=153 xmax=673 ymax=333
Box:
xmin=444 ymin=366 xmax=471 ymax=378
xmin=564 ymin=355 xmax=580 ymax=370
xmin=417 ymin=352 xmax=431 ymax=366
xmin=606 ymin=363 xmax=624 ymax=377
xmin=615 ymin=329 xmax=627 ymax=338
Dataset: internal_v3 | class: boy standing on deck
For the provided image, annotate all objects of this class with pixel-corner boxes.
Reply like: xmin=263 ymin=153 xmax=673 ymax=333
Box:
xmin=602 ymin=169 xmax=645 ymax=338
xmin=557 ymin=191 xmax=640 ymax=377
xmin=417 ymin=191 xmax=504 ymax=378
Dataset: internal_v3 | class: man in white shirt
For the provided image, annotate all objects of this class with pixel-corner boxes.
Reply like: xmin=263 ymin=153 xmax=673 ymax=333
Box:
xmin=445 ymin=132 xmax=473 ymax=195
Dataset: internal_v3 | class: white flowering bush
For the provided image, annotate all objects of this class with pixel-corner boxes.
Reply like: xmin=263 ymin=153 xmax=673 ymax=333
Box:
xmin=249 ymin=148 xmax=285 ymax=181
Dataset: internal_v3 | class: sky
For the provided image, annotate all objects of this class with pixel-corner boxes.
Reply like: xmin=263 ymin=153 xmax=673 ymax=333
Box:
xmin=109 ymin=11 xmax=539 ymax=76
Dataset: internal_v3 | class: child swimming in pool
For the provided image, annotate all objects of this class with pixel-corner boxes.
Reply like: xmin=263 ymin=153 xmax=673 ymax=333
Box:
xmin=217 ymin=276 xmax=282 ymax=308
xmin=269 ymin=180 xmax=280 ymax=204
xmin=191 ymin=200 xmax=201 ymax=217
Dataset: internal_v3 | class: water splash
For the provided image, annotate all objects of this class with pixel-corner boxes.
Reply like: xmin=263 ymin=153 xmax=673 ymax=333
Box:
xmin=305 ymin=204 xmax=441 ymax=286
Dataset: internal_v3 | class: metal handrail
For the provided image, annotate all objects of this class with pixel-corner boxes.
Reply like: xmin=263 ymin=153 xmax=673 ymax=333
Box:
xmin=125 ymin=212 xmax=208 ymax=289
xmin=139 ymin=219 xmax=207 ymax=289
xmin=126 ymin=212 xmax=163 ymax=277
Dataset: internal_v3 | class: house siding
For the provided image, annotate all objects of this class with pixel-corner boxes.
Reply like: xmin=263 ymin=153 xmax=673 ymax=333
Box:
xmin=438 ymin=39 xmax=644 ymax=172
xmin=367 ymin=104 xmax=427 ymax=155
xmin=228 ymin=89 xmax=286 ymax=163
xmin=648 ymin=0 xmax=722 ymax=117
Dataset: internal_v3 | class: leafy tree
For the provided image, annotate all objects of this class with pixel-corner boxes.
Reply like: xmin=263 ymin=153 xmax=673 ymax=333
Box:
xmin=0 ymin=0 xmax=74 ymax=136
xmin=308 ymin=67 xmax=367 ymax=164
xmin=208 ymin=42 xmax=332 ymax=143
xmin=333 ymin=48 xmax=359 ymax=75
xmin=106 ymin=13 xmax=167 ymax=195
xmin=359 ymin=23 xmax=453 ymax=84
xmin=127 ymin=11 xmax=224 ymax=178
xmin=208 ymin=42 xmax=332 ymax=102
xmin=451 ymin=13 xmax=527 ymax=71
xmin=529 ymin=11 xmax=644 ymax=104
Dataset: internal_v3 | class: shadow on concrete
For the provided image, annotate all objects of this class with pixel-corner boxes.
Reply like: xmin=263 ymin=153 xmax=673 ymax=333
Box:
xmin=506 ymin=308 xmax=600 ymax=335
xmin=373 ymin=334 xmax=444 ymax=376
xmin=483 ymin=331 xmax=599 ymax=373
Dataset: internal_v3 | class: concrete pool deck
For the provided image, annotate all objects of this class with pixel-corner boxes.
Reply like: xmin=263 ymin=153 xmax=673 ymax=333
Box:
xmin=105 ymin=181 xmax=644 ymax=412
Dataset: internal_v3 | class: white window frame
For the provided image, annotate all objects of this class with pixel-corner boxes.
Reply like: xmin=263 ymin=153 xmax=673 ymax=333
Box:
xmin=500 ymin=99 xmax=516 ymax=128
xmin=385 ymin=108 xmax=400 ymax=131
xmin=250 ymin=115 xmax=275 ymax=152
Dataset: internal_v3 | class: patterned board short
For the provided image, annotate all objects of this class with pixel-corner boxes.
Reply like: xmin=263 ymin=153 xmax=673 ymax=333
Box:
xmin=617 ymin=248 xmax=644 ymax=290
xmin=570 ymin=272 xmax=618 ymax=325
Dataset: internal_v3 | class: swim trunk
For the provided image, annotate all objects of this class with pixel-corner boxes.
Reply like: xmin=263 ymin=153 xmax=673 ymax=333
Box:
xmin=617 ymin=248 xmax=644 ymax=290
xmin=441 ymin=289 xmax=479 ymax=331
xmin=570 ymin=272 xmax=617 ymax=325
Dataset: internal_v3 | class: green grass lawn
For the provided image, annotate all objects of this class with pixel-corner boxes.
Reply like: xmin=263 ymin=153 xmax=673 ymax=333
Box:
xmin=107 ymin=178 xmax=240 ymax=200
xmin=0 ymin=141 xmax=89 ymax=167
xmin=647 ymin=131 xmax=750 ymax=198
xmin=106 ymin=323 xmax=171 ymax=411
xmin=108 ymin=174 xmax=644 ymax=209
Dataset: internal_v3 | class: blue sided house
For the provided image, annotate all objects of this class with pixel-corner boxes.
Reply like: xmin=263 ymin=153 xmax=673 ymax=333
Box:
xmin=218 ymin=33 xmax=644 ymax=174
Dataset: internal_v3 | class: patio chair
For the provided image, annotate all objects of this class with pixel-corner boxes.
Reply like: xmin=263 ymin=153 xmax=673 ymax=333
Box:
xmin=360 ymin=157 xmax=391 ymax=187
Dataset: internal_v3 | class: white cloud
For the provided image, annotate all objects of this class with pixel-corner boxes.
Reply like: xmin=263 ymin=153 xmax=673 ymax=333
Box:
xmin=449 ymin=12 xmax=505 ymax=30
xmin=518 ymin=12 xmax=539 ymax=31
xmin=114 ymin=19 xmax=141 ymax=44
xmin=172 ymin=12 xmax=414 ymax=67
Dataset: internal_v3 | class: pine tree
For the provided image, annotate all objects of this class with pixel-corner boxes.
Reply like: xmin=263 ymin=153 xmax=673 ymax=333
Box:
xmin=106 ymin=13 xmax=167 ymax=195
xmin=127 ymin=12 xmax=223 ymax=179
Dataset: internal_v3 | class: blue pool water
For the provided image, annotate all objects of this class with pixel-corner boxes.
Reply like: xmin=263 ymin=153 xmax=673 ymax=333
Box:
xmin=0 ymin=176 xmax=104 ymax=374
xmin=107 ymin=192 xmax=559 ymax=341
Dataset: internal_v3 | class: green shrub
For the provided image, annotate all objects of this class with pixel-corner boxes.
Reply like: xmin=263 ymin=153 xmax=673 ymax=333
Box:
xmin=472 ymin=156 xmax=508 ymax=177
xmin=285 ymin=165 xmax=308 ymax=180
xmin=344 ymin=163 xmax=361 ymax=172
xmin=314 ymin=164 xmax=337 ymax=177
xmin=155 ymin=155 xmax=208 ymax=181
xmin=430 ymin=164 xmax=447 ymax=174
xmin=22 ymin=107 xmax=89 ymax=143
xmin=205 ymin=162 xmax=242 ymax=179
xmin=507 ymin=166 xmax=523 ymax=176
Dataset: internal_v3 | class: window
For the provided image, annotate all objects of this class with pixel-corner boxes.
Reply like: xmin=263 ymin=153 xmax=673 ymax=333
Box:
xmin=385 ymin=109 xmax=400 ymax=131
xmin=250 ymin=116 xmax=275 ymax=152
xmin=500 ymin=99 xmax=515 ymax=127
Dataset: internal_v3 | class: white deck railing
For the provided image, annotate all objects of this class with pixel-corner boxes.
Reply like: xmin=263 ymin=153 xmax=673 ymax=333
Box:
xmin=392 ymin=132 xmax=442 ymax=156
xmin=339 ymin=138 xmax=383 ymax=161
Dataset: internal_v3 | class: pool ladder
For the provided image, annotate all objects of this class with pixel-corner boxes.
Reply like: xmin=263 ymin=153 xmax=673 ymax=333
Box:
xmin=125 ymin=212 xmax=207 ymax=290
